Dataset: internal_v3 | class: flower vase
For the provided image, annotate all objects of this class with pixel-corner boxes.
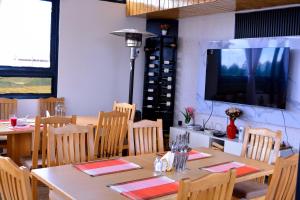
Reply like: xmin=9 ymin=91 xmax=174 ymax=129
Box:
xmin=227 ymin=118 xmax=237 ymax=139
xmin=161 ymin=29 xmax=167 ymax=36
xmin=185 ymin=119 xmax=194 ymax=128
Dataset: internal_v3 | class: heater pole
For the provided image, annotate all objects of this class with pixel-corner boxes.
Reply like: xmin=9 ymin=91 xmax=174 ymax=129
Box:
xmin=128 ymin=47 xmax=138 ymax=104
xmin=128 ymin=58 xmax=135 ymax=104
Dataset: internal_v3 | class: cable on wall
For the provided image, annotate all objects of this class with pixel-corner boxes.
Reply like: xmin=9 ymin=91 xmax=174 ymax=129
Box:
xmin=281 ymin=110 xmax=294 ymax=154
xmin=203 ymin=100 xmax=214 ymax=130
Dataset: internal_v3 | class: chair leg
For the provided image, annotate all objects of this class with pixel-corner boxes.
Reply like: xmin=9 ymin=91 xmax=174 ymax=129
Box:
xmin=32 ymin=177 xmax=38 ymax=200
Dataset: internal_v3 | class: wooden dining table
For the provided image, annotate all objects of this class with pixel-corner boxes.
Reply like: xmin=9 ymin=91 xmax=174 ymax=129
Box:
xmin=31 ymin=148 xmax=274 ymax=200
xmin=0 ymin=116 xmax=98 ymax=164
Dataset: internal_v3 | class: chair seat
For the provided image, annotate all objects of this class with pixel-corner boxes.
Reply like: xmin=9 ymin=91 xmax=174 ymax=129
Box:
xmin=233 ymin=180 xmax=268 ymax=199
xmin=20 ymin=155 xmax=43 ymax=170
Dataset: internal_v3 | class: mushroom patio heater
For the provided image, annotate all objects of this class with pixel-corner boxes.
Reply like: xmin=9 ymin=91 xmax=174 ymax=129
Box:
xmin=111 ymin=29 xmax=156 ymax=104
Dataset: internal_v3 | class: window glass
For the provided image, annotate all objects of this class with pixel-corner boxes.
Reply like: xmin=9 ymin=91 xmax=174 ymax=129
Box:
xmin=0 ymin=77 xmax=51 ymax=94
xmin=0 ymin=0 xmax=52 ymax=68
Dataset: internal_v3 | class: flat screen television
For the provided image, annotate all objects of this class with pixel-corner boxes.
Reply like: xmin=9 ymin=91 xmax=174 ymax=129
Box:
xmin=205 ymin=47 xmax=290 ymax=109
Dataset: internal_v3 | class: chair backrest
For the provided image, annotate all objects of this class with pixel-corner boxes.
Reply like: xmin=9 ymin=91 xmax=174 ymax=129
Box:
xmin=0 ymin=156 xmax=32 ymax=200
xmin=94 ymin=111 xmax=128 ymax=159
xmin=241 ymin=127 xmax=282 ymax=163
xmin=38 ymin=97 xmax=65 ymax=117
xmin=128 ymin=119 xmax=164 ymax=156
xmin=47 ymin=124 xmax=94 ymax=167
xmin=32 ymin=115 xmax=76 ymax=169
xmin=0 ymin=98 xmax=17 ymax=120
xmin=266 ymin=154 xmax=299 ymax=200
xmin=177 ymin=170 xmax=236 ymax=200
xmin=113 ymin=101 xmax=136 ymax=121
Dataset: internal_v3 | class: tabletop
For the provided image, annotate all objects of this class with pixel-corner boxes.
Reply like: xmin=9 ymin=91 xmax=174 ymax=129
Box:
xmin=0 ymin=116 xmax=98 ymax=135
xmin=32 ymin=148 xmax=274 ymax=200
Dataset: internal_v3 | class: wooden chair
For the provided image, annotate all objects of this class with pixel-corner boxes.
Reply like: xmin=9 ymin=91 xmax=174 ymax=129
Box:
xmin=265 ymin=154 xmax=298 ymax=200
xmin=47 ymin=124 xmax=94 ymax=167
xmin=177 ymin=170 xmax=236 ymax=200
xmin=38 ymin=97 xmax=65 ymax=117
xmin=30 ymin=115 xmax=77 ymax=169
xmin=233 ymin=154 xmax=299 ymax=200
xmin=0 ymin=98 xmax=17 ymax=150
xmin=113 ymin=101 xmax=136 ymax=121
xmin=0 ymin=156 xmax=32 ymax=200
xmin=241 ymin=127 xmax=282 ymax=163
xmin=94 ymin=111 xmax=128 ymax=159
xmin=128 ymin=119 xmax=164 ymax=156
xmin=233 ymin=127 xmax=282 ymax=199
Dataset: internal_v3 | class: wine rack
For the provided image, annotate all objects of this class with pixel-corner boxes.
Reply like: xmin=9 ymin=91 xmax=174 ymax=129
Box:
xmin=142 ymin=19 xmax=178 ymax=138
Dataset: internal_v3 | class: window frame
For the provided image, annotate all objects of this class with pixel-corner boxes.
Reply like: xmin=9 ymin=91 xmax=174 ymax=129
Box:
xmin=0 ymin=0 xmax=60 ymax=99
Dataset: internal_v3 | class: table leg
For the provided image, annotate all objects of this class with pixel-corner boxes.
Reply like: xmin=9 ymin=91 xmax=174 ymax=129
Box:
xmin=7 ymin=133 xmax=32 ymax=165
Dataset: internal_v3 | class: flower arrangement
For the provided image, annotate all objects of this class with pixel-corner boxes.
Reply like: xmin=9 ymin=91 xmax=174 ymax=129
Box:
xmin=181 ymin=107 xmax=195 ymax=124
xmin=225 ymin=107 xmax=242 ymax=120
xmin=160 ymin=24 xmax=170 ymax=30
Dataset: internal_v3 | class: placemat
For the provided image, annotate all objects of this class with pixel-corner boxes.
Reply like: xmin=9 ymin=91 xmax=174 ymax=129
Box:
xmin=109 ymin=176 xmax=178 ymax=200
xmin=74 ymin=159 xmax=142 ymax=176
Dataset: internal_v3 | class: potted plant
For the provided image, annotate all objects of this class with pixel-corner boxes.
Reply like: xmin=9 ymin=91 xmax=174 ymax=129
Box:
xmin=225 ymin=107 xmax=242 ymax=139
xmin=160 ymin=24 xmax=170 ymax=36
xmin=181 ymin=107 xmax=195 ymax=127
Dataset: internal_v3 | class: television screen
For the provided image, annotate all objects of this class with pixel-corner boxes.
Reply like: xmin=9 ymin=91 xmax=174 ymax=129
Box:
xmin=205 ymin=47 xmax=290 ymax=109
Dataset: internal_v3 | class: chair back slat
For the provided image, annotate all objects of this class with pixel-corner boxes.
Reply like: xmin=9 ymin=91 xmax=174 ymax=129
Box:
xmin=128 ymin=119 xmax=164 ymax=156
xmin=177 ymin=170 xmax=236 ymax=200
xmin=47 ymin=124 xmax=94 ymax=167
xmin=266 ymin=154 xmax=299 ymax=200
xmin=241 ymin=127 xmax=282 ymax=163
xmin=0 ymin=157 xmax=32 ymax=200
xmin=32 ymin=115 xmax=76 ymax=169
xmin=113 ymin=101 xmax=136 ymax=121
xmin=39 ymin=97 xmax=64 ymax=117
xmin=0 ymin=98 xmax=17 ymax=120
xmin=94 ymin=111 xmax=128 ymax=159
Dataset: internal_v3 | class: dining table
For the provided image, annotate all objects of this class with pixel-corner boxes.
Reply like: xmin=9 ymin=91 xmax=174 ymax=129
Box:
xmin=31 ymin=147 xmax=274 ymax=200
xmin=0 ymin=115 xmax=98 ymax=164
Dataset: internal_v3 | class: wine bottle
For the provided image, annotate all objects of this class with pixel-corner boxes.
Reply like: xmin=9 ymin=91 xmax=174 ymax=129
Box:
xmin=163 ymin=68 xmax=173 ymax=73
xmin=146 ymin=105 xmax=153 ymax=108
xmin=163 ymin=60 xmax=175 ymax=65
xmin=160 ymin=101 xmax=171 ymax=106
xmin=149 ymin=55 xmax=159 ymax=60
xmin=145 ymin=47 xmax=160 ymax=52
xmin=164 ymin=43 xmax=177 ymax=48
xmin=162 ymin=85 xmax=172 ymax=90
xmin=148 ymin=72 xmax=155 ymax=76
xmin=162 ymin=93 xmax=172 ymax=98
xmin=147 ymin=97 xmax=154 ymax=100
xmin=162 ymin=77 xmax=172 ymax=81
xmin=149 ymin=64 xmax=157 ymax=68
xmin=149 ymin=80 xmax=155 ymax=84
xmin=147 ymin=88 xmax=154 ymax=92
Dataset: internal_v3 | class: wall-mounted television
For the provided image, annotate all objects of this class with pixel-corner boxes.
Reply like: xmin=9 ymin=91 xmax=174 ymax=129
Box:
xmin=205 ymin=47 xmax=290 ymax=109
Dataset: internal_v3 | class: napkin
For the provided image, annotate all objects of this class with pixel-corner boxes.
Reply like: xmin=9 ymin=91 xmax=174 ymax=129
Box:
xmin=160 ymin=151 xmax=174 ymax=172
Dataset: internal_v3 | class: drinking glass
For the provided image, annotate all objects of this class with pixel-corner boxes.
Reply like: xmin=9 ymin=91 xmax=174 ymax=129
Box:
xmin=9 ymin=114 xmax=17 ymax=127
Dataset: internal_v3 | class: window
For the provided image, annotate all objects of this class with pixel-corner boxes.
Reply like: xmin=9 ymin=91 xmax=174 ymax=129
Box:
xmin=0 ymin=0 xmax=59 ymax=98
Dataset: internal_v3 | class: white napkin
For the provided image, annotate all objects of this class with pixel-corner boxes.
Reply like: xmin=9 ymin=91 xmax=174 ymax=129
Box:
xmin=160 ymin=151 xmax=175 ymax=172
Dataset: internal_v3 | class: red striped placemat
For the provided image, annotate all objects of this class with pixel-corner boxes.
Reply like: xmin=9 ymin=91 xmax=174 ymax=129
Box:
xmin=202 ymin=161 xmax=260 ymax=177
xmin=188 ymin=150 xmax=212 ymax=161
xmin=74 ymin=159 xmax=142 ymax=176
xmin=109 ymin=176 xmax=178 ymax=200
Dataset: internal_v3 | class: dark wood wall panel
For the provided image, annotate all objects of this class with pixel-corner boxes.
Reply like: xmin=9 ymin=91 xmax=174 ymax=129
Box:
xmin=235 ymin=6 xmax=300 ymax=38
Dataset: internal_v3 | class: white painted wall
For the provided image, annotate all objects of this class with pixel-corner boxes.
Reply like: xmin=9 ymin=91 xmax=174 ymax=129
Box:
xmin=176 ymin=12 xmax=300 ymax=149
xmin=17 ymin=0 xmax=146 ymax=117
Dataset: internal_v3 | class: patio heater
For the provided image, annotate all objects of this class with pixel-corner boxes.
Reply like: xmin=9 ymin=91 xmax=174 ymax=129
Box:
xmin=111 ymin=29 xmax=156 ymax=104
